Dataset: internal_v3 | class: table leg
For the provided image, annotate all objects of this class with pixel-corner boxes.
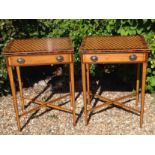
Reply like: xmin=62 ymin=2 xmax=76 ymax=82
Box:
xmin=16 ymin=66 xmax=25 ymax=112
xmin=86 ymin=64 xmax=91 ymax=105
xmin=140 ymin=62 xmax=147 ymax=128
xmin=7 ymin=66 xmax=21 ymax=131
xmin=82 ymin=63 xmax=88 ymax=125
xmin=69 ymin=62 xmax=76 ymax=126
xmin=136 ymin=64 xmax=140 ymax=110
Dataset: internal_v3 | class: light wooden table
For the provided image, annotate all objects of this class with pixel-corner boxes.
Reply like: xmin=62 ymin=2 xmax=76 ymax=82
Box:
xmin=4 ymin=38 xmax=76 ymax=131
xmin=80 ymin=35 xmax=149 ymax=127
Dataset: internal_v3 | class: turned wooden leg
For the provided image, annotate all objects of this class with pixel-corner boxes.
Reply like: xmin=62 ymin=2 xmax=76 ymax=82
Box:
xmin=7 ymin=66 xmax=21 ymax=131
xmin=140 ymin=62 xmax=147 ymax=128
xmin=86 ymin=64 xmax=91 ymax=105
xmin=69 ymin=62 xmax=76 ymax=126
xmin=16 ymin=66 xmax=25 ymax=112
xmin=81 ymin=63 xmax=88 ymax=125
xmin=136 ymin=64 xmax=140 ymax=110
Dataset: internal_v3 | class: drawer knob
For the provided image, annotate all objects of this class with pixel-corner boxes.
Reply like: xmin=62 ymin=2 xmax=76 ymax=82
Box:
xmin=129 ymin=54 xmax=137 ymax=61
xmin=90 ymin=55 xmax=98 ymax=62
xmin=56 ymin=55 xmax=64 ymax=62
xmin=16 ymin=58 xmax=25 ymax=64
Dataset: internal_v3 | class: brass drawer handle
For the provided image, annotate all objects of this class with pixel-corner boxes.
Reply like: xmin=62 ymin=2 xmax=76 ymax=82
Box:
xmin=16 ymin=57 xmax=25 ymax=64
xmin=56 ymin=55 xmax=64 ymax=62
xmin=90 ymin=55 xmax=98 ymax=62
xmin=129 ymin=54 xmax=137 ymax=61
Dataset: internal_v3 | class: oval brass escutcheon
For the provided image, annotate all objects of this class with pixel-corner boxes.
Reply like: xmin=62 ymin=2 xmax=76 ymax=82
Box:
xmin=16 ymin=57 xmax=25 ymax=64
xmin=56 ymin=55 xmax=64 ymax=62
xmin=129 ymin=54 xmax=137 ymax=61
xmin=90 ymin=55 xmax=98 ymax=62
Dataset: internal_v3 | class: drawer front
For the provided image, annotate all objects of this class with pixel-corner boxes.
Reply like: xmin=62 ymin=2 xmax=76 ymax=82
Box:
xmin=82 ymin=53 xmax=146 ymax=63
xmin=8 ymin=54 xmax=72 ymax=66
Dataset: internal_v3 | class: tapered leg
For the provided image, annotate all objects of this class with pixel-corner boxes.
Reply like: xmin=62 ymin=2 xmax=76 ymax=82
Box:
xmin=86 ymin=64 xmax=90 ymax=105
xmin=81 ymin=63 xmax=88 ymax=125
xmin=136 ymin=64 xmax=140 ymax=110
xmin=140 ymin=62 xmax=147 ymax=128
xmin=69 ymin=62 xmax=76 ymax=126
xmin=7 ymin=66 xmax=21 ymax=131
xmin=16 ymin=66 xmax=25 ymax=112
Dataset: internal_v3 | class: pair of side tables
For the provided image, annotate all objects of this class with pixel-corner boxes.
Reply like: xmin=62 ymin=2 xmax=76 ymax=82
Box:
xmin=3 ymin=35 xmax=149 ymax=131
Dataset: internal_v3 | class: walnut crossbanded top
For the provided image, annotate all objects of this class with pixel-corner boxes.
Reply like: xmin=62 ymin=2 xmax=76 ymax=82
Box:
xmin=3 ymin=37 xmax=74 ymax=56
xmin=80 ymin=35 xmax=149 ymax=53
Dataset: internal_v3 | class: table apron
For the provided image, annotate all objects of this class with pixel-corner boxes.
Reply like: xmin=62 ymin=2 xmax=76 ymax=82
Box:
xmin=81 ymin=53 xmax=147 ymax=64
xmin=7 ymin=54 xmax=73 ymax=66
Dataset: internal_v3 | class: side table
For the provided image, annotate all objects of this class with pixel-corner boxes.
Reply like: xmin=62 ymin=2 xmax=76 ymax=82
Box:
xmin=3 ymin=38 xmax=76 ymax=131
xmin=80 ymin=35 xmax=149 ymax=128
